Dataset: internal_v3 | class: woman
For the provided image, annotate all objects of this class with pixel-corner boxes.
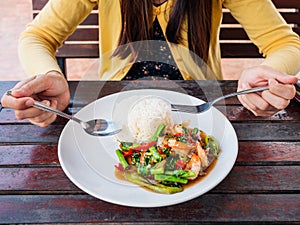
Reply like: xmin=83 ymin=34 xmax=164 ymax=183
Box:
xmin=1 ymin=0 xmax=299 ymax=127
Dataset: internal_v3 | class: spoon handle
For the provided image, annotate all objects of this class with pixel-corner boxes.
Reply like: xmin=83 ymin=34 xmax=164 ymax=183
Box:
xmin=32 ymin=101 xmax=84 ymax=124
xmin=6 ymin=90 xmax=82 ymax=124
xmin=33 ymin=100 xmax=72 ymax=120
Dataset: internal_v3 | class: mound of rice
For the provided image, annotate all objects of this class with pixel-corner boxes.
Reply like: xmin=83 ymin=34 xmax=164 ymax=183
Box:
xmin=128 ymin=96 xmax=174 ymax=143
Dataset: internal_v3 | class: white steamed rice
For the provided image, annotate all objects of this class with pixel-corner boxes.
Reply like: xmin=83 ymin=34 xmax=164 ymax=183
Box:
xmin=128 ymin=96 xmax=174 ymax=143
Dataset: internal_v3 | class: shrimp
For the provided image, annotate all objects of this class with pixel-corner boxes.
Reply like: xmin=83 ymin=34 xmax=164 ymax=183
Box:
xmin=167 ymin=138 xmax=195 ymax=150
xmin=185 ymin=153 xmax=201 ymax=180
xmin=196 ymin=142 xmax=209 ymax=168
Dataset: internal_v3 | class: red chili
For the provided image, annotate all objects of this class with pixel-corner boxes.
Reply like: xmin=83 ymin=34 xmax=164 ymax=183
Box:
xmin=175 ymin=160 xmax=186 ymax=170
xmin=122 ymin=149 xmax=133 ymax=157
xmin=174 ymin=133 xmax=182 ymax=137
xmin=115 ymin=163 xmax=124 ymax=171
xmin=131 ymin=141 xmax=157 ymax=151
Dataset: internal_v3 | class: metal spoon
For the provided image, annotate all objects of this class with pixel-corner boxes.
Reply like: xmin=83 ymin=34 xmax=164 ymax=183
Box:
xmin=6 ymin=91 xmax=122 ymax=136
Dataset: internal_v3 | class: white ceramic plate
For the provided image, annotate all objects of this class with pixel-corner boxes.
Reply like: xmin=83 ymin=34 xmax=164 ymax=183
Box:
xmin=58 ymin=89 xmax=238 ymax=207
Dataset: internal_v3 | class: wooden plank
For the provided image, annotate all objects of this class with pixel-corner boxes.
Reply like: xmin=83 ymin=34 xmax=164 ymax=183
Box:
xmin=1 ymin=105 xmax=298 ymax=124
xmin=0 ymin=125 xmax=64 ymax=143
xmin=0 ymin=168 xmax=78 ymax=192
xmin=0 ymin=141 xmax=299 ymax=166
xmin=0 ymin=108 xmax=68 ymax=124
xmin=32 ymin=0 xmax=98 ymax=10
xmin=237 ymin=142 xmax=300 ymax=163
xmin=56 ymin=44 xmax=99 ymax=57
xmin=222 ymin=12 xmax=300 ymax=25
xmin=220 ymin=43 xmax=261 ymax=58
xmin=217 ymin=166 xmax=300 ymax=191
xmin=32 ymin=0 xmax=48 ymax=10
xmin=0 ymin=145 xmax=59 ymax=165
xmin=67 ymin=28 xmax=99 ymax=42
xmin=272 ymin=0 xmax=300 ymax=8
xmin=33 ymin=13 xmax=98 ymax=26
xmin=233 ymin=122 xmax=300 ymax=141
xmin=1 ymin=142 xmax=298 ymax=166
xmin=224 ymin=102 xmax=300 ymax=121
xmin=0 ymin=194 xmax=299 ymax=223
xmin=0 ymin=166 xmax=298 ymax=192
xmin=220 ymin=28 xmax=250 ymax=40
xmin=32 ymin=0 xmax=300 ymax=12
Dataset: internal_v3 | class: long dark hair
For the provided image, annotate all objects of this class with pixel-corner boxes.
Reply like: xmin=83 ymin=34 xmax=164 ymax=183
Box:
xmin=115 ymin=0 xmax=212 ymax=62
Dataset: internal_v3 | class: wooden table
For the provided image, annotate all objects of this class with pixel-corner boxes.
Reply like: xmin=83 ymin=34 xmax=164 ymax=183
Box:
xmin=0 ymin=80 xmax=299 ymax=224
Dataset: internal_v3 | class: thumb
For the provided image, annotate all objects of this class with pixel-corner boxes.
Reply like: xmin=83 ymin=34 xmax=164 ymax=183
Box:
xmin=275 ymin=74 xmax=298 ymax=85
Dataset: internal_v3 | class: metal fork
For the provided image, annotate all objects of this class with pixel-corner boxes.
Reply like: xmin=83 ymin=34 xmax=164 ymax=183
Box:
xmin=171 ymin=86 xmax=270 ymax=114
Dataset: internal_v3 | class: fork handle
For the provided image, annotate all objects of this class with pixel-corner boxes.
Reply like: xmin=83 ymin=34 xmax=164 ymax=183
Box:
xmin=228 ymin=86 xmax=269 ymax=97
xmin=213 ymin=86 xmax=269 ymax=104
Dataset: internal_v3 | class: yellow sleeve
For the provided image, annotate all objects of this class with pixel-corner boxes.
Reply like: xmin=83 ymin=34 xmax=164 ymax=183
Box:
xmin=223 ymin=0 xmax=300 ymax=75
xmin=18 ymin=0 xmax=97 ymax=77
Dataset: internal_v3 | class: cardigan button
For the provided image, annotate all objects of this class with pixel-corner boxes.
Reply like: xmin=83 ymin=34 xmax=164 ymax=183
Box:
xmin=154 ymin=7 xmax=161 ymax=15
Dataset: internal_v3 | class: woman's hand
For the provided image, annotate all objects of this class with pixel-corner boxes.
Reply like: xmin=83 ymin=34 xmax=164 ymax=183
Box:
xmin=1 ymin=71 xmax=70 ymax=127
xmin=237 ymin=65 xmax=298 ymax=117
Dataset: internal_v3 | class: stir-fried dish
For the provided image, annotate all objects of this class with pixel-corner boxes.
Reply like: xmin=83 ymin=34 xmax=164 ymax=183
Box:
xmin=115 ymin=123 xmax=220 ymax=194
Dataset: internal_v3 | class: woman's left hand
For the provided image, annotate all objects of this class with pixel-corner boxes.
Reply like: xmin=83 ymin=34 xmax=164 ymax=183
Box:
xmin=237 ymin=65 xmax=298 ymax=117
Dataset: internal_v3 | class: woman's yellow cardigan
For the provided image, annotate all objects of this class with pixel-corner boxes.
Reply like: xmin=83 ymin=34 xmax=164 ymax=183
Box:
xmin=19 ymin=0 xmax=300 ymax=80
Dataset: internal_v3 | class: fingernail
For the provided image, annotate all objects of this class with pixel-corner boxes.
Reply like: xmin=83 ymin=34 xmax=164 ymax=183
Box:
xmin=25 ymin=99 xmax=34 ymax=107
xmin=44 ymin=100 xmax=50 ymax=106
xmin=268 ymin=79 xmax=278 ymax=85
xmin=6 ymin=90 xmax=13 ymax=96
xmin=241 ymin=83 xmax=248 ymax=89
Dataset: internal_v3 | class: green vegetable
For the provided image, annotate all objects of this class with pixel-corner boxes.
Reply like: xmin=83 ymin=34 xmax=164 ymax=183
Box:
xmin=149 ymin=146 xmax=162 ymax=162
xmin=150 ymin=166 xmax=164 ymax=175
xmin=115 ymin=149 xmax=130 ymax=169
xmin=119 ymin=141 xmax=139 ymax=150
xmin=165 ymin=170 xmax=196 ymax=178
xmin=150 ymin=160 xmax=166 ymax=175
xmin=154 ymin=174 xmax=188 ymax=184
xmin=151 ymin=123 xmax=166 ymax=142
xmin=165 ymin=155 xmax=180 ymax=171
xmin=137 ymin=165 xmax=149 ymax=175
xmin=206 ymin=135 xmax=220 ymax=157
xmin=192 ymin=127 xmax=198 ymax=134
xmin=124 ymin=171 xmax=183 ymax=194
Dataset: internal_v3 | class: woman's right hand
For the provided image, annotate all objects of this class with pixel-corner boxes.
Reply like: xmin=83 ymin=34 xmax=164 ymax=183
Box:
xmin=0 ymin=71 xmax=70 ymax=127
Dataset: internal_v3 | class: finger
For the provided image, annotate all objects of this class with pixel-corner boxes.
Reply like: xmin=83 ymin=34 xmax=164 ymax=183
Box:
xmin=268 ymin=79 xmax=296 ymax=100
xmin=273 ymin=74 xmax=299 ymax=85
xmin=13 ymin=76 xmax=38 ymax=90
xmin=10 ymin=74 xmax=53 ymax=98
xmin=1 ymin=93 xmax=34 ymax=110
xmin=247 ymin=66 xmax=286 ymax=86
xmin=262 ymin=91 xmax=290 ymax=111
xmin=23 ymin=100 xmax=58 ymax=127
xmin=239 ymin=94 xmax=278 ymax=116
xmin=14 ymin=102 xmax=51 ymax=121
xmin=28 ymin=113 xmax=57 ymax=127
xmin=238 ymin=82 xmax=261 ymax=116
xmin=238 ymin=82 xmax=276 ymax=116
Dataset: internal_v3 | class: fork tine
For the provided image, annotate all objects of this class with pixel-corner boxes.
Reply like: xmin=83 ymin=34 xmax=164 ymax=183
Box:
xmin=171 ymin=104 xmax=200 ymax=113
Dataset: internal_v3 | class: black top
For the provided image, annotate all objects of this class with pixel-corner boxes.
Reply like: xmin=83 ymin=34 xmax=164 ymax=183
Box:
xmin=123 ymin=17 xmax=183 ymax=80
